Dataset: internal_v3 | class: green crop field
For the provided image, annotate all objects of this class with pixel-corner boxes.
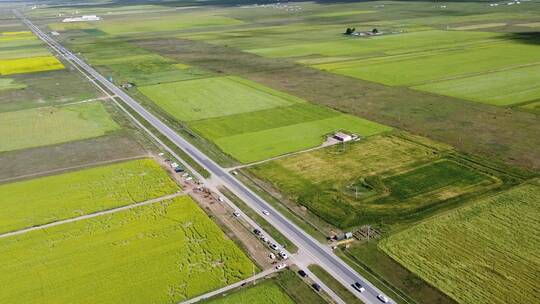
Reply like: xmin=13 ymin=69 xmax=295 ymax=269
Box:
xmin=0 ymin=78 xmax=25 ymax=91
xmin=204 ymin=280 xmax=295 ymax=304
xmin=383 ymin=160 xmax=493 ymax=201
xmin=214 ymin=114 xmax=390 ymax=163
xmin=139 ymin=76 xmax=303 ymax=121
xmin=248 ymin=135 xmax=496 ymax=228
xmin=50 ymin=13 xmax=242 ymax=35
xmin=413 ymin=64 xmax=540 ymax=106
xmin=0 ymin=101 xmax=119 ymax=152
xmin=0 ymin=196 xmax=255 ymax=303
xmin=380 ymin=182 xmax=540 ymax=304
xmin=141 ymin=75 xmax=389 ymax=163
xmin=0 ymin=158 xmax=179 ymax=233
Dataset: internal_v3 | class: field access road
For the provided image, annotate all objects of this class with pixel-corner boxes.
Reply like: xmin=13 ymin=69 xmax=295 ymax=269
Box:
xmin=17 ymin=11 xmax=394 ymax=304
xmin=0 ymin=192 xmax=184 ymax=239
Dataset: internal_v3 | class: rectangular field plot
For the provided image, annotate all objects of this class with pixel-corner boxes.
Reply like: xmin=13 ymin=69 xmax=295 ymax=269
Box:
xmin=0 ymin=101 xmax=119 ymax=152
xmin=0 ymin=55 xmax=64 ymax=75
xmin=316 ymin=43 xmax=540 ymax=86
xmin=0 ymin=158 xmax=179 ymax=233
xmin=247 ymin=135 xmax=496 ymax=228
xmin=140 ymin=76 xmax=303 ymax=121
xmin=382 ymin=160 xmax=493 ymax=200
xmin=380 ymin=182 xmax=540 ymax=304
xmin=0 ymin=196 xmax=255 ymax=304
xmin=204 ymin=280 xmax=294 ymax=304
xmin=413 ymin=64 xmax=540 ymax=106
xmin=214 ymin=113 xmax=390 ymax=163
xmin=51 ymin=13 xmax=242 ymax=35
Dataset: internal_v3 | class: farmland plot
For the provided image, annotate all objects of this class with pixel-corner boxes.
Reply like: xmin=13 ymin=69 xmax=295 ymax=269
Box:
xmin=0 ymin=101 xmax=119 ymax=152
xmin=0 ymin=55 xmax=64 ymax=75
xmin=0 ymin=196 xmax=255 ymax=303
xmin=139 ymin=76 xmax=303 ymax=121
xmin=248 ymin=135 xmax=496 ymax=228
xmin=0 ymin=158 xmax=179 ymax=233
xmin=204 ymin=280 xmax=295 ymax=304
xmin=380 ymin=182 xmax=540 ymax=304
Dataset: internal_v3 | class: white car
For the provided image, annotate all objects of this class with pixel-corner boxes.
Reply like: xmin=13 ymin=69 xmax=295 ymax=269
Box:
xmin=262 ymin=210 xmax=270 ymax=216
xmin=352 ymin=282 xmax=365 ymax=292
xmin=233 ymin=211 xmax=240 ymax=217
xmin=269 ymin=253 xmax=276 ymax=260
xmin=218 ymin=197 xmax=224 ymax=202
xmin=279 ymin=250 xmax=288 ymax=260
xmin=275 ymin=263 xmax=287 ymax=270
xmin=269 ymin=243 xmax=279 ymax=251
xmin=377 ymin=294 xmax=389 ymax=303
xmin=261 ymin=236 xmax=269 ymax=243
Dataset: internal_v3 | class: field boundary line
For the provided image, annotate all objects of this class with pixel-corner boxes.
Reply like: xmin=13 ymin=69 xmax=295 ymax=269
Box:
xmin=0 ymin=154 xmax=148 ymax=184
xmin=178 ymin=267 xmax=278 ymax=304
xmin=0 ymin=191 xmax=184 ymax=239
xmin=228 ymin=140 xmax=343 ymax=170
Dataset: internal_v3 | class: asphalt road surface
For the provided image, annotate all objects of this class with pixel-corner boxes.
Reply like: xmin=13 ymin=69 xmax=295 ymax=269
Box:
xmin=17 ymin=10 xmax=395 ymax=304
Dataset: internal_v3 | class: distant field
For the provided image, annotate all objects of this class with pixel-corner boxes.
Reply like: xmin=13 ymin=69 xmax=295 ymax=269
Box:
xmin=0 ymin=101 xmax=119 ymax=152
xmin=140 ymin=76 xmax=302 ymax=121
xmin=0 ymin=78 xmax=25 ymax=91
xmin=317 ymin=43 xmax=540 ymax=86
xmin=0 ymin=158 xmax=179 ymax=233
xmin=380 ymin=182 xmax=540 ymax=304
xmin=248 ymin=135 xmax=496 ymax=228
xmin=0 ymin=55 xmax=64 ymax=75
xmin=50 ymin=13 xmax=242 ymax=35
xmin=204 ymin=280 xmax=294 ymax=304
xmin=0 ymin=196 xmax=255 ymax=303
xmin=413 ymin=64 xmax=540 ymax=106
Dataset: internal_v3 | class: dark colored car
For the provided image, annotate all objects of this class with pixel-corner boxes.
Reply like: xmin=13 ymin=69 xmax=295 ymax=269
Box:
xmin=298 ymin=270 xmax=308 ymax=278
xmin=253 ymin=229 xmax=261 ymax=236
xmin=312 ymin=283 xmax=321 ymax=292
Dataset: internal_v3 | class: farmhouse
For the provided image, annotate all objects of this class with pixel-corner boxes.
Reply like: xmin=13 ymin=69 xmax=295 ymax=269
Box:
xmin=333 ymin=132 xmax=353 ymax=142
xmin=62 ymin=15 xmax=101 ymax=23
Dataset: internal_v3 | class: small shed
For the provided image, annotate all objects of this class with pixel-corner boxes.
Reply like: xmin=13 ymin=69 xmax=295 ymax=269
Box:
xmin=334 ymin=132 xmax=353 ymax=142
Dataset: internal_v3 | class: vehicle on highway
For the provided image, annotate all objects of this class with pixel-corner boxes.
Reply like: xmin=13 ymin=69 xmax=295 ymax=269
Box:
xmin=233 ymin=211 xmax=240 ymax=217
xmin=352 ymin=282 xmax=365 ymax=292
xmin=269 ymin=243 xmax=279 ymax=250
xmin=312 ymin=283 xmax=321 ymax=292
xmin=275 ymin=263 xmax=287 ymax=270
xmin=279 ymin=250 xmax=288 ymax=260
xmin=262 ymin=210 xmax=270 ymax=216
xmin=298 ymin=270 xmax=308 ymax=278
xmin=377 ymin=294 xmax=390 ymax=303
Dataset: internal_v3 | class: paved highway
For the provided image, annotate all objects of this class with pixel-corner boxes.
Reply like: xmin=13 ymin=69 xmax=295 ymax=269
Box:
xmin=17 ymin=10 xmax=395 ymax=304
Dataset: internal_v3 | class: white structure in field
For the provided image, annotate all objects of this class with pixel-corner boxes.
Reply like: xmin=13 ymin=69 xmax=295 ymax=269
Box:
xmin=333 ymin=132 xmax=353 ymax=142
xmin=62 ymin=15 xmax=101 ymax=23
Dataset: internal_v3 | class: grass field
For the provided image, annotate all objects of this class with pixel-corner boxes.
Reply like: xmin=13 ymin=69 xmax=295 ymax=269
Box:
xmin=139 ymin=76 xmax=303 ymax=121
xmin=204 ymin=280 xmax=295 ymax=304
xmin=380 ymin=182 xmax=540 ymax=304
xmin=248 ymin=135 xmax=496 ymax=228
xmin=0 ymin=55 xmax=64 ymax=75
xmin=50 ymin=13 xmax=242 ymax=35
xmin=0 ymin=196 xmax=256 ymax=303
xmin=214 ymin=114 xmax=390 ymax=163
xmin=0 ymin=101 xmax=119 ymax=152
xmin=413 ymin=64 xmax=540 ymax=106
xmin=140 ymin=75 xmax=389 ymax=163
xmin=0 ymin=78 xmax=25 ymax=91
xmin=0 ymin=158 xmax=179 ymax=233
